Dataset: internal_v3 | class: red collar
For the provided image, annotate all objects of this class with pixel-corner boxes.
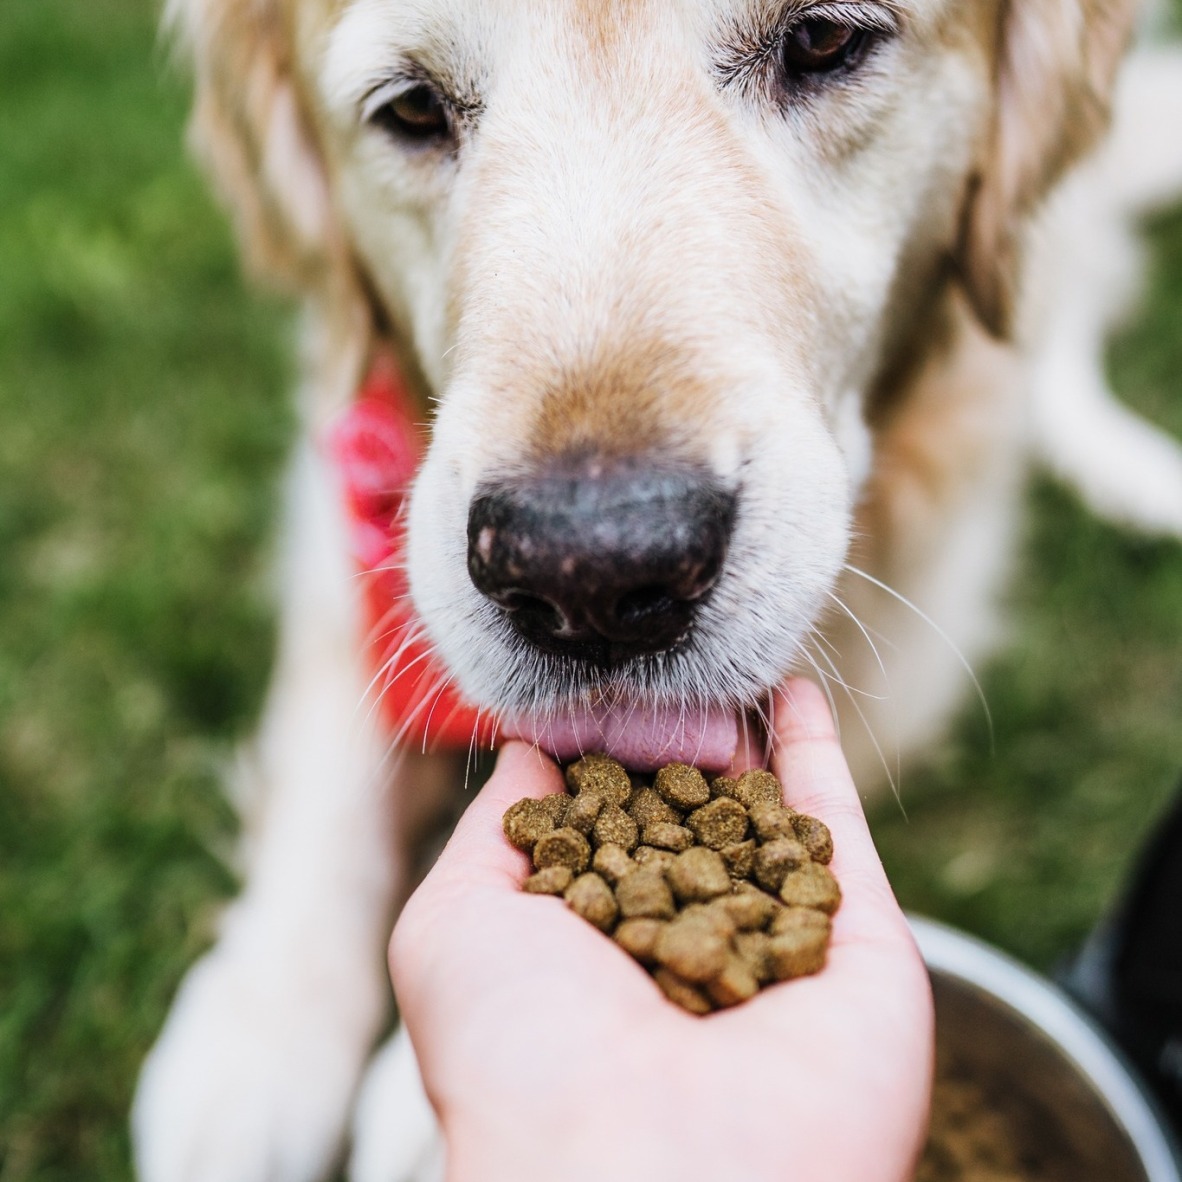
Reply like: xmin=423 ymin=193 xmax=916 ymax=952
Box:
xmin=327 ymin=355 xmax=493 ymax=750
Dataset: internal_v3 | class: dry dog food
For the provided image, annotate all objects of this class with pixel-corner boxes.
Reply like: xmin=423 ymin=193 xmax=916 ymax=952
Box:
xmin=505 ymin=754 xmax=840 ymax=1014
xmin=916 ymin=1061 xmax=1068 ymax=1182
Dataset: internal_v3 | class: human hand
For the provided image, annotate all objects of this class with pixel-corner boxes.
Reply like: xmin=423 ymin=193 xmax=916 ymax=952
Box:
xmin=390 ymin=679 xmax=933 ymax=1182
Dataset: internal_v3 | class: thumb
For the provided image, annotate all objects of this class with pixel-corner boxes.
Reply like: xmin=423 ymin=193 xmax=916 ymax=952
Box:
xmin=770 ymin=677 xmax=914 ymax=941
xmin=389 ymin=742 xmax=565 ymax=992
xmin=426 ymin=741 xmax=567 ymax=893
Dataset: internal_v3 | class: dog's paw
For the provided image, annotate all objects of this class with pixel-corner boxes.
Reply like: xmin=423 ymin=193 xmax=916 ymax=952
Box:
xmin=133 ymin=944 xmax=385 ymax=1182
xmin=348 ymin=1027 xmax=443 ymax=1182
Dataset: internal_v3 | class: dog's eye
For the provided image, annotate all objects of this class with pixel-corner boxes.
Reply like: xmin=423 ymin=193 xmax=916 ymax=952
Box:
xmin=367 ymin=82 xmax=452 ymax=144
xmin=780 ymin=19 xmax=867 ymax=75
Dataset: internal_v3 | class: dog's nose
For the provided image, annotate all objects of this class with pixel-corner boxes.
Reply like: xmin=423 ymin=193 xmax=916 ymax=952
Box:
xmin=467 ymin=458 xmax=736 ymax=665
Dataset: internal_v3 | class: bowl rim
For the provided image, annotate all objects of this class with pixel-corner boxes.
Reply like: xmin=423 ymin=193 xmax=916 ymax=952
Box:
xmin=909 ymin=914 xmax=1182 ymax=1182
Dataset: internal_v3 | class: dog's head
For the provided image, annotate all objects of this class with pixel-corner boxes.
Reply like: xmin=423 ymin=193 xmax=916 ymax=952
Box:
xmin=173 ymin=0 xmax=1136 ymax=755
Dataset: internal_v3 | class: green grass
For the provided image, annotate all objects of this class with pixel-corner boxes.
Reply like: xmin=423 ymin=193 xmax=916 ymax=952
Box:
xmin=2 ymin=2 xmax=1182 ymax=1179
xmin=0 ymin=1 xmax=291 ymax=1176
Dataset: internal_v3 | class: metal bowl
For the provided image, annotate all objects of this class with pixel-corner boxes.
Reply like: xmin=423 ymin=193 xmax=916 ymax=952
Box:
xmin=911 ymin=916 xmax=1182 ymax=1182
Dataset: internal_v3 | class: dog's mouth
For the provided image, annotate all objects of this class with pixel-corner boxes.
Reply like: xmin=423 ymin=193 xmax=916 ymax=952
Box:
xmin=500 ymin=696 xmax=744 ymax=772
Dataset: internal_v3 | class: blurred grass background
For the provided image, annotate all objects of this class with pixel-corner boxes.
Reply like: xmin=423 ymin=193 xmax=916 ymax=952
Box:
xmin=1 ymin=0 xmax=1181 ymax=1178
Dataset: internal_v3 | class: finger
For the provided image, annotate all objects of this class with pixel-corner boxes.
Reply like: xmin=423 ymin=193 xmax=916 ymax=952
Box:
xmin=743 ymin=679 xmax=929 ymax=1049
xmin=433 ymin=741 xmax=566 ymax=892
xmin=390 ymin=742 xmax=564 ymax=1001
xmin=390 ymin=742 xmax=563 ymax=1005
xmin=769 ymin=678 xmax=901 ymax=919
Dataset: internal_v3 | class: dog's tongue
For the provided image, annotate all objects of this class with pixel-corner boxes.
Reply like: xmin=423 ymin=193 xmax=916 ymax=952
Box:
xmin=502 ymin=702 xmax=739 ymax=773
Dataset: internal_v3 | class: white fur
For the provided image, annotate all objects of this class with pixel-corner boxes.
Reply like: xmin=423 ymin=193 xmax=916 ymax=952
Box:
xmin=133 ymin=435 xmax=402 ymax=1181
xmin=349 ymin=1029 xmax=444 ymax=1182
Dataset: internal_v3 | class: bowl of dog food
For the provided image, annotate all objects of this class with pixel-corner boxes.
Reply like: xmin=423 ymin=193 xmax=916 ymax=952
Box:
xmin=912 ymin=916 xmax=1182 ymax=1182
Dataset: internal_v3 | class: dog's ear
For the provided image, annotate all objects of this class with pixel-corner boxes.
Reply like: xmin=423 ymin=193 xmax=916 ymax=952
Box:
xmin=167 ymin=0 xmax=336 ymax=291
xmin=956 ymin=0 xmax=1139 ymax=338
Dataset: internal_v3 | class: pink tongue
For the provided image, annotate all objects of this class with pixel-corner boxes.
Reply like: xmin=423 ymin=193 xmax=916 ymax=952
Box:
xmin=502 ymin=702 xmax=739 ymax=773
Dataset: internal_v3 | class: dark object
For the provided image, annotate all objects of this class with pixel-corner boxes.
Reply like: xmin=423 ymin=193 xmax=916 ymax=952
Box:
xmin=914 ymin=916 xmax=1182 ymax=1182
xmin=1061 ymin=785 xmax=1182 ymax=1139
xmin=467 ymin=456 xmax=736 ymax=664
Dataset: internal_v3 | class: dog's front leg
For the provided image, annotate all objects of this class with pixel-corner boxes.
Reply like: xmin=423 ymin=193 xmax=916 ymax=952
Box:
xmin=132 ymin=436 xmax=433 ymax=1182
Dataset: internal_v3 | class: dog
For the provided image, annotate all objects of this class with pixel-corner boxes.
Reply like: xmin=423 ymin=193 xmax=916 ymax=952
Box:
xmin=132 ymin=0 xmax=1182 ymax=1178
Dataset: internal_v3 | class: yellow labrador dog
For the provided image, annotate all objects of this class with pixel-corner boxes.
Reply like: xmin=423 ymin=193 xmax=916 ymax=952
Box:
xmin=134 ymin=0 xmax=1182 ymax=1178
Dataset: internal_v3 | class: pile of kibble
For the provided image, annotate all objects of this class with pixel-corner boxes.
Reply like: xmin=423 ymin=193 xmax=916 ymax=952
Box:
xmin=502 ymin=754 xmax=841 ymax=1014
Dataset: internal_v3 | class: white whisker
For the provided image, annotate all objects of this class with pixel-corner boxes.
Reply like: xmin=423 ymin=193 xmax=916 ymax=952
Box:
xmin=800 ymin=650 xmax=842 ymax=738
xmin=824 ymin=588 xmax=890 ymax=687
xmin=843 ymin=562 xmax=993 ymax=750
xmin=804 ymin=629 xmax=885 ymax=701
xmin=808 ymin=640 xmax=903 ymax=812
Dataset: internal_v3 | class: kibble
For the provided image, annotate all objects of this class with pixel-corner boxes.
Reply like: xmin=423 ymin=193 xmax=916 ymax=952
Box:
xmin=592 ymin=843 xmax=636 ymax=885
xmin=666 ymin=847 xmax=732 ymax=903
xmin=716 ymin=887 xmax=780 ymax=931
xmin=748 ymin=800 xmax=798 ymax=843
xmin=505 ymin=754 xmax=840 ymax=1014
xmin=654 ymin=913 xmax=730 ymax=982
xmin=654 ymin=763 xmax=711 ymax=810
xmin=735 ymin=930 xmax=774 ymax=983
xmin=641 ymin=821 xmax=695 ymax=852
xmin=706 ymin=954 xmax=760 ymax=1008
xmin=593 ymin=804 xmax=640 ymax=852
xmin=633 ymin=845 xmax=678 ymax=874
xmin=779 ymin=862 xmax=842 ymax=914
xmin=615 ymin=867 xmax=676 ymax=920
xmin=720 ymin=839 xmax=757 ymax=879
xmin=709 ymin=775 xmax=738 ymax=799
xmin=523 ymin=866 xmax=574 ymax=895
xmin=736 ymin=769 xmax=783 ymax=805
xmin=532 ymin=826 xmax=591 ymax=874
xmin=566 ymin=753 xmax=632 ymax=806
xmin=627 ymin=787 xmax=683 ymax=828
xmin=715 ymin=768 xmax=782 ymax=809
xmin=565 ymin=872 xmax=619 ymax=932
xmin=686 ymin=797 xmax=749 ymax=850
xmin=793 ymin=814 xmax=834 ymax=865
xmin=682 ymin=900 xmax=738 ymax=941
xmin=752 ymin=837 xmax=810 ymax=892
xmin=770 ymin=905 xmax=831 ymax=938
xmin=614 ymin=917 xmax=665 ymax=963
xmin=767 ymin=926 xmax=829 ymax=980
xmin=653 ymin=968 xmax=713 ymax=1015
xmin=564 ymin=790 xmax=605 ymax=835
xmin=539 ymin=793 xmax=572 ymax=825
xmin=503 ymin=798 xmax=556 ymax=853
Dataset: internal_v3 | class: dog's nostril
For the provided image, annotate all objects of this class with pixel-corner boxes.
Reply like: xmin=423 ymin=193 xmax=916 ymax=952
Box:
xmin=496 ymin=590 xmax=572 ymax=636
xmin=614 ymin=585 xmax=677 ymax=628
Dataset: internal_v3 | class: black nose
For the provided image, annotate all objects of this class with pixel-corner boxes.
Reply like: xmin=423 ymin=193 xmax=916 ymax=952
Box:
xmin=467 ymin=457 xmax=736 ymax=665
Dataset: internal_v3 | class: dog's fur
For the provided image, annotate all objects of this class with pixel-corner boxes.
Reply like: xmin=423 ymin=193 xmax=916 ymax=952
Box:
xmin=133 ymin=1 xmax=1182 ymax=1179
